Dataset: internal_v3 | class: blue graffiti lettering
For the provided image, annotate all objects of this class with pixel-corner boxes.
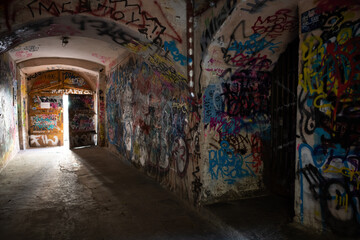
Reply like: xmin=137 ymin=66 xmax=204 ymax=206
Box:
xmin=164 ymin=41 xmax=191 ymax=66
xmin=225 ymin=33 xmax=281 ymax=55
xmin=209 ymin=140 xmax=255 ymax=184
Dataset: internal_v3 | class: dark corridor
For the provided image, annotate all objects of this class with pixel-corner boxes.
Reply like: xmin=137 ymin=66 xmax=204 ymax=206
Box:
xmin=266 ymin=39 xmax=299 ymax=211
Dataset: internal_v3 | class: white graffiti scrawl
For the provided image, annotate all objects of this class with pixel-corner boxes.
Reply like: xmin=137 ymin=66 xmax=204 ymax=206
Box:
xmin=30 ymin=135 xmax=59 ymax=147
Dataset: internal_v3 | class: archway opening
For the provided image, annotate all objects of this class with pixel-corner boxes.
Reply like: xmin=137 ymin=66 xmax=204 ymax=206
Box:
xmin=27 ymin=70 xmax=97 ymax=149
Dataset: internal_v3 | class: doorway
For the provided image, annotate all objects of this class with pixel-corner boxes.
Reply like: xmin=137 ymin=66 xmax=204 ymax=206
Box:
xmin=68 ymin=94 xmax=97 ymax=149
xmin=27 ymin=70 xmax=97 ymax=149
xmin=267 ymin=39 xmax=299 ymax=209
xmin=63 ymin=94 xmax=69 ymax=149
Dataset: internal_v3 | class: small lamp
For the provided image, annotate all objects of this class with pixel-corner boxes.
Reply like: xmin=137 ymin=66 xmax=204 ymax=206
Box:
xmin=62 ymin=37 xmax=69 ymax=47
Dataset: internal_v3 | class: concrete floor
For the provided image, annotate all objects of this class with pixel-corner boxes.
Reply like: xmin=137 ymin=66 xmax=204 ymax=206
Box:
xmin=0 ymin=147 xmax=349 ymax=240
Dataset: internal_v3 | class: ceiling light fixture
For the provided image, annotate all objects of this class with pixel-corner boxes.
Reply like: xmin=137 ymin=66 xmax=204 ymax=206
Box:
xmin=62 ymin=36 xmax=69 ymax=47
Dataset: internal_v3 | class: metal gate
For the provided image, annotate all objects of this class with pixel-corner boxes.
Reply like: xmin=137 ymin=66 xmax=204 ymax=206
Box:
xmin=269 ymin=39 xmax=298 ymax=198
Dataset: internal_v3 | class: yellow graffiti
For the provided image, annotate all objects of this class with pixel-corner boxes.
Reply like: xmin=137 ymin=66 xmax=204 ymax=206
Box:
xmin=323 ymin=165 xmax=360 ymax=190
xmin=314 ymin=94 xmax=333 ymax=115
xmin=337 ymin=27 xmax=352 ymax=45
xmin=125 ymin=41 xmax=150 ymax=53
xmin=301 ymin=35 xmax=325 ymax=65
xmin=133 ymin=141 xmax=141 ymax=157
xmin=299 ymin=24 xmax=360 ymax=121
xmin=299 ymin=35 xmax=327 ymax=99
xmin=335 ymin=192 xmax=349 ymax=212
xmin=21 ymin=84 xmax=26 ymax=96
xmin=299 ymin=67 xmax=325 ymax=95
xmin=148 ymin=54 xmax=187 ymax=84
xmin=172 ymin=102 xmax=188 ymax=113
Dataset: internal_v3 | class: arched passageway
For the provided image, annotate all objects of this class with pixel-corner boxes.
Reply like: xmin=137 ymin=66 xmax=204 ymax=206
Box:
xmin=0 ymin=0 xmax=359 ymax=237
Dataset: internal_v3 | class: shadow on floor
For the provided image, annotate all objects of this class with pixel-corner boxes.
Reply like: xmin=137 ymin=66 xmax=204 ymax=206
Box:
xmin=73 ymin=147 xmax=354 ymax=240
xmin=204 ymin=194 xmax=356 ymax=240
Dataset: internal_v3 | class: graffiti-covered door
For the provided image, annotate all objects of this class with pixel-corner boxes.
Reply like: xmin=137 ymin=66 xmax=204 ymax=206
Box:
xmin=68 ymin=94 xmax=96 ymax=148
xmin=28 ymin=93 xmax=64 ymax=147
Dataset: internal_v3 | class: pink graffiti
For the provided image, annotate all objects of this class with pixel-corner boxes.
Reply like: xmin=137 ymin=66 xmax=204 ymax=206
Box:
xmin=316 ymin=0 xmax=360 ymax=12
xmin=92 ymin=53 xmax=111 ymax=64
xmin=208 ymin=58 xmax=223 ymax=64
xmin=15 ymin=50 xmax=32 ymax=58
xmin=153 ymin=0 xmax=182 ymax=43
xmin=323 ymin=37 xmax=360 ymax=128
xmin=227 ymin=53 xmax=272 ymax=70
xmin=250 ymin=133 xmax=262 ymax=173
xmin=205 ymin=68 xmax=225 ymax=76
xmin=109 ymin=59 xmax=118 ymax=69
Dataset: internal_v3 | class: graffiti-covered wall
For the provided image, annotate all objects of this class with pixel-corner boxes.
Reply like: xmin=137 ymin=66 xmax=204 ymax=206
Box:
xmin=196 ymin=0 xmax=298 ymax=203
xmin=106 ymin=54 xmax=203 ymax=204
xmin=202 ymin=70 xmax=271 ymax=198
xmin=295 ymin=0 xmax=360 ymax=237
xmin=0 ymin=53 xmax=19 ymax=169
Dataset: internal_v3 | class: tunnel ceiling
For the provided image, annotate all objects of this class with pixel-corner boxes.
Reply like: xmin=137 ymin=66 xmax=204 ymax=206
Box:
xmin=8 ymin=36 xmax=129 ymax=70
xmin=0 ymin=0 xmax=188 ymax=76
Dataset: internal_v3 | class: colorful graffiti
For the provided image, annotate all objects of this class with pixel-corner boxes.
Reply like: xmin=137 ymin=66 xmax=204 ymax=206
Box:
xmin=297 ymin=3 xmax=360 ymax=237
xmin=31 ymin=70 xmax=60 ymax=91
xmin=0 ymin=55 xmax=17 ymax=167
xmin=1 ymin=0 xmax=187 ymax=69
xmin=204 ymin=70 xmax=271 ymax=123
xmin=220 ymin=8 xmax=296 ymax=69
xmin=209 ymin=140 xmax=257 ymax=184
xmin=98 ymin=89 xmax=106 ymax=146
xmin=69 ymin=112 xmax=94 ymax=132
xmin=147 ymin=54 xmax=187 ymax=85
xmin=30 ymin=94 xmax=63 ymax=110
xmin=24 ymin=0 xmax=169 ymax=44
xmin=62 ymin=71 xmax=88 ymax=88
xmin=106 ymin=54 xmax=202 ymax=204
xmin=30 ymin=114 xmax=61 ymax=132
xmin=164 ymin=41 xmax=191 ymax=66
xmin=67 ymin=94 xmax=96 ymax=148
xmin=68 ymin=94 xmax=94 ymax=110
xmin=251 ymin=9 xmax=298 ymax=39
xmin=204 ymin=69 xmax=270 ymax=185
xmin=298 ymin=145 xmax=360 ymax=236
